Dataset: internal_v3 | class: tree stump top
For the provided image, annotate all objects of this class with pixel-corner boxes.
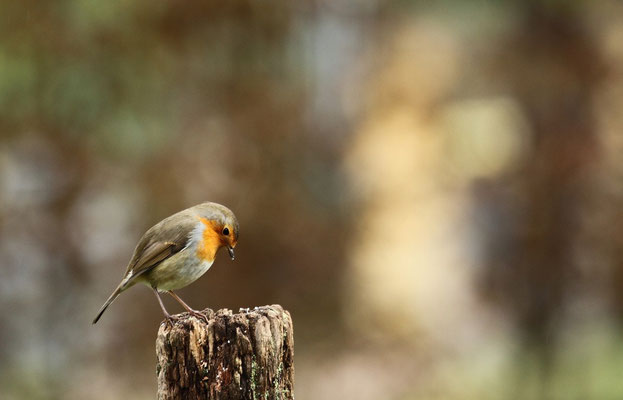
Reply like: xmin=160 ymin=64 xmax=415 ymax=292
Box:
xmin=156 ymin=304 xmax=294 ymax=400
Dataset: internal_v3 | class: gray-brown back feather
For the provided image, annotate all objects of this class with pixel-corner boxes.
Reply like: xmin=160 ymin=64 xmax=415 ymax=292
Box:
xmin=121 ymin=208 xmax=199 ymax=287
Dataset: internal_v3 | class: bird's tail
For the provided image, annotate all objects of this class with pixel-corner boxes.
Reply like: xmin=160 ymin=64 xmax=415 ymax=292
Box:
xmin=92 ymin=284 xmax=124 ymax=324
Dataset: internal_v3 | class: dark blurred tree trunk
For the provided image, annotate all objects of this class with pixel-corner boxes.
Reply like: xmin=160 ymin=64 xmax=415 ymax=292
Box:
xmin=478 ymin=2 xmax=603 ymax=397
xmin=156 ymin=305 xmax=294 ymax=400
xmin=508 ymin=4 xmax=599 ymax=344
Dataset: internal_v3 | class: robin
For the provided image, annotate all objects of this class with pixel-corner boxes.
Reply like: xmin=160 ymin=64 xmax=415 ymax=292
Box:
xmin=92 ymin=202 xmax=239 ymax=324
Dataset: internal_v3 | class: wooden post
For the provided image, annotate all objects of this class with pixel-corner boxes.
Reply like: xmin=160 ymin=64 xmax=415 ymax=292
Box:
xmin=156 ymin=305 xmax=294 ymax=400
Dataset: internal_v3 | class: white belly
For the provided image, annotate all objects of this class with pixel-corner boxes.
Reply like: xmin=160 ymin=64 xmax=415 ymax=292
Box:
xmin=144 ymin=248 xmax=214 ymax=291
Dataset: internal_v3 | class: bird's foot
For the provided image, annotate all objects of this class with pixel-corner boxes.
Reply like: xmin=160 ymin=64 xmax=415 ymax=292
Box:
xmin=163 ymin=313 xmax=180 ymax=326
xmin=187 ymin=309 xmax=210 ymax=324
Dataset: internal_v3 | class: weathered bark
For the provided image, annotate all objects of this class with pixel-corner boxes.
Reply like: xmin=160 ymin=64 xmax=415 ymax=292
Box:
xmin=156 ymin=305 xmax=294 ymax=400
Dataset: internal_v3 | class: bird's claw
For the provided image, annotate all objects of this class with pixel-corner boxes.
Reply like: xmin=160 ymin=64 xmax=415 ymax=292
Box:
xmin=164 ymin=314 xmax=180 ymax=327
xmin=188 ymin=310 xmax=210 ymax=324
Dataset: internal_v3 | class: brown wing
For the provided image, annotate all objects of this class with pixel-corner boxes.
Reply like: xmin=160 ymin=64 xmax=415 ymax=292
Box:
xmin=120 ymin=209 xmax=199 ymax=288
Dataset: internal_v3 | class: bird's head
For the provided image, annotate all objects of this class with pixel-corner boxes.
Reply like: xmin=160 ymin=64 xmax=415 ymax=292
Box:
xmin=194 ymin=202 xmax=239 ymax=261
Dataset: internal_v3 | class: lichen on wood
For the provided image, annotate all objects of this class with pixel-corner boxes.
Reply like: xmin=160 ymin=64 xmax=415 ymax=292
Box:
xmin=156 ymin=305 xmax=294 ymax=400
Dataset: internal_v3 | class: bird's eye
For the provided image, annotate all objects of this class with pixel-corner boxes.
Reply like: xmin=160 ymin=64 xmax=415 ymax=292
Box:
xmin=223 ymin=227 xmax=230 ymax=236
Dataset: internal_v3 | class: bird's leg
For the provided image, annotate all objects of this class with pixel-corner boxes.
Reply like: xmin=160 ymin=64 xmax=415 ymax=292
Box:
xmin=167 ymin=291 xmax=209 ymax=323
xmin=152 ymin=288 xmax=179 ymax=325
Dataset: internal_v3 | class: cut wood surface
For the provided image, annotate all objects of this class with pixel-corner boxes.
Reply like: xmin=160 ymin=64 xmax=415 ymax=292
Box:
xmin=156 ymin=304 xmax=294 ymax=400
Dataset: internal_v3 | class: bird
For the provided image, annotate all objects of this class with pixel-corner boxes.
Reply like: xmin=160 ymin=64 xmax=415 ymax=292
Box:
xmin=92 ymin=202 xmax=239 ymax=324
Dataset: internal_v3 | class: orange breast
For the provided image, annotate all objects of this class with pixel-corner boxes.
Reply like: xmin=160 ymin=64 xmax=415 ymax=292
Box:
xmin=196 ymin=217 xmax=222 ymax=262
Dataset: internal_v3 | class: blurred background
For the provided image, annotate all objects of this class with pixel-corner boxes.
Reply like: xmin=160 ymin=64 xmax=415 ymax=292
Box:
xmin=2 ymin=0 xmax=623 ymax=399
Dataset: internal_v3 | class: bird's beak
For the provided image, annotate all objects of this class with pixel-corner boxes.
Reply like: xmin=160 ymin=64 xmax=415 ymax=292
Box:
xmin=227 ymin=246 xmax=235 ymax=261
